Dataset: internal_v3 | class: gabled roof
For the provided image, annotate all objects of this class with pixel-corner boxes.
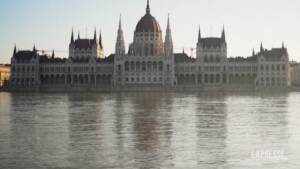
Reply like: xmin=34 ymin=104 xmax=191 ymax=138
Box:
xmin=39 ymin=55 xmax=67 ymax=63
xmin=174 ymin=53 xmax=196 ymax=63
xmin=13 ymin=50 xmax=37 ymax=62
xmin=259 ymin=48 xmax=288 ymax=61
xmin=97 ymin=54 xmax=114 ymax=63
xmin=70 ymin=55 xmax=114 ymax=64
xmin=199 ymin=38 xmax=225 ymax=48
xmin=71 ymin=57 xmax=90 ymax=63
xmin=228 ymin=56 xmax=258 ymax=62
xmin=73 ymin=39 xmax=96 ymax=49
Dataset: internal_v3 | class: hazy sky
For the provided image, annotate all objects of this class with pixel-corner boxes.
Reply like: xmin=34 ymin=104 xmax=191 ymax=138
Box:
xmin=0 ymin=0 xmax=299 ymax=63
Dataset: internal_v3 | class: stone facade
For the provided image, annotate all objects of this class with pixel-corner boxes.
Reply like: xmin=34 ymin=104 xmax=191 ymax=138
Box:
xmin=291 ymin=63 xmax=300 ymax=86
xmin=7 ymin=1 xmax=290 ymax=91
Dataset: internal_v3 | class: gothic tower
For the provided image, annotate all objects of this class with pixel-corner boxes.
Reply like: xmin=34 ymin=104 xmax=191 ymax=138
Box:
xmin=164 ymin=14 xmax=173 ymax=57
xmin=115 ymin=15 xmax=126 ymax=56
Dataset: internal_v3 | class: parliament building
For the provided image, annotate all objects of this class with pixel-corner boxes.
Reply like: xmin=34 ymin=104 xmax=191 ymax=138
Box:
xmin=8 ymin=1 xmax=290 ymax=91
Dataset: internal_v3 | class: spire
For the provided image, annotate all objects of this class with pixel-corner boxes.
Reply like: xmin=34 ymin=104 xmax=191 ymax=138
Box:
xmin=118 ymin=14 xmax=122 ymax=30
xmin=221 ymin=25 xmax=226 ymax=41
xmin=116 ymin=15 xmax=126 ymax=56
xmin=77 ymin=31 xmax=80 ymax=40
xmin=71 ymin=28 xmax=74 ymax=43
xmin=13 ymin=44 xmax=17 ymax=55
xmin=198 ymin=26 xmax=201 ymax=43
xmin=51 ymin=49 xmax=55 ymax=58
xmin=282 ymin=42 xmax=285 ymax=49
xmin=164 ymin=14 xmax=173 ymax=56
xmin=33 ymin=44 xmax=36 ymax=52
xmin=93 ymin=28 xmax=97 ymax=42
xmin=167 ymin=13 xmax=170 ymax=30
xmin=146 ymin=0 xmax=150 ymax=14
xmin=99 ymin=30 xmax=103 ymax=49
xmin=252 ymin=48 xmax=255 ymax=56
xmin=260 ymin=42 xmax=264 ymax=52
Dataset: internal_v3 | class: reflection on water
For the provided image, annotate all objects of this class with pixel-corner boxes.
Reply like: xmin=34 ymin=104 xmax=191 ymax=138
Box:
xmin=0 ymin=92 xmax=299 ymax=169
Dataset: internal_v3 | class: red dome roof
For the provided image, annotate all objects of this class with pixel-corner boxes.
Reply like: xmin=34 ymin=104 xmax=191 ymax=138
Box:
xmin=135 ymin=14 xmax=161 ymax=33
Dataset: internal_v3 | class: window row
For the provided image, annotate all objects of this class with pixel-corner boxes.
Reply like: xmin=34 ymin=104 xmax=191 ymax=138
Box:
xmin=260 ymin=64 xmax=286 ymax=71
xmin=124 ymin=76 xmax=163 ymax=83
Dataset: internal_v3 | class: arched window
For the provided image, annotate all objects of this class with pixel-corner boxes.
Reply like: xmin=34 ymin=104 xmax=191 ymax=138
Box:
xmin=125 ymin=62 xmax=129 ymax=72
xmin=145 ymin=45 xmax=149 ymax=56
xmin=210 ymin=56 xmax=214 ymax=62
xmin=131 ymin=62 xmax=135 ymax=71
xmin=153 ymin=62 xmax=157 ymax=71
xmin=142 ymin=62 xmax=146 ymax=72
xmin=260 ymin=65 xmax=264 ymax=71
xmin=204 ymin=55 xmax=208 ymax=62
xmin=147 ymin=61 xmax=152 ymax=71
xmin=118 ymin=64 xmax=121 ymax=71
xmin=159 ymin=61 xmax=163 ymax=71
xmin=136 ymin=62 xmax=141 ymax=71
xmin=150 ymin=44 xmax=154 ymax=56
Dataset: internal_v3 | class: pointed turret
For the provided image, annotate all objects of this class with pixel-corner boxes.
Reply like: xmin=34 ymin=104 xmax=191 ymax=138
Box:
xmin=118 ymin=14 xmax=122 ymax=30
xmin=77 ymin=31 xmax=80 ymax=40
xmin=51 ymin=50 xmax=55 ymax=59
xmin=196 ymin=26 xmax=203 ymax=59
xmin=115 ymin=14 xmax=126 ymax=56
xmin=99 ymin=30 xmax=103 ymax=49
xmin=198 ymin=26 xmax=201 ymax=43
xmin=166 ymin=14 xmax=171 ymax=31
xmin=13 ymin=44 xmax=17 ymax=56
xmin=71 ymin=29 xmax=74 ymax=43
xmin=260 ymin=42 xmax=264 ymax=52
xmin=221 ymin=26 xmax=226 ymax=42
xmin=164 ymin=14 xmax=173 ymax=56
xmin=146 ymin=0 xmax=150 ymax=14
xmin=252 ymin=48 xmax=255 ymax=56
xmin=33 ymin=44 xmax=36 ymax=52
xmin=282 ymin=42 xmax=285 ymax=49
xmin=93 ymin=28 xmax=97 ymax=42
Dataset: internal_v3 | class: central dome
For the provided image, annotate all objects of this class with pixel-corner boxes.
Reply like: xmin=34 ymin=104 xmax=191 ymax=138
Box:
xmin=135 ymin=0 xmax=161 ymax=33
xmin=135 ymin=14 xmax=161 ymax=33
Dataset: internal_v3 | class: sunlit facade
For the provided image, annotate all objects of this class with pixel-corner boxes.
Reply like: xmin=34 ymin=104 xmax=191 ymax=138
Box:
xmin=0 ymin=64 xmax=10 ymax=88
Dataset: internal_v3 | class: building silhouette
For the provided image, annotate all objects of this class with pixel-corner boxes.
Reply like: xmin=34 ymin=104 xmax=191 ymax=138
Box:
xmin=8 ymin=1 xmax=290 ymax=91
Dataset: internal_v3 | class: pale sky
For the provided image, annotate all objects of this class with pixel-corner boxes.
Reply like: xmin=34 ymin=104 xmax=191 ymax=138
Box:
xmin=0 ymin=0 xmax=299 ymax=63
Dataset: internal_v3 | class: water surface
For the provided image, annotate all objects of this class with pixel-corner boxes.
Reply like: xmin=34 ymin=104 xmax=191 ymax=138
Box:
xmin=0 ymin=92 xmax=299 ymax=169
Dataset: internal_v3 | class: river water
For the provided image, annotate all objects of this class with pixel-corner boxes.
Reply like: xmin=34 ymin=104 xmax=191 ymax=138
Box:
xmin=0 ymin=92 xmax=299 ymax=169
